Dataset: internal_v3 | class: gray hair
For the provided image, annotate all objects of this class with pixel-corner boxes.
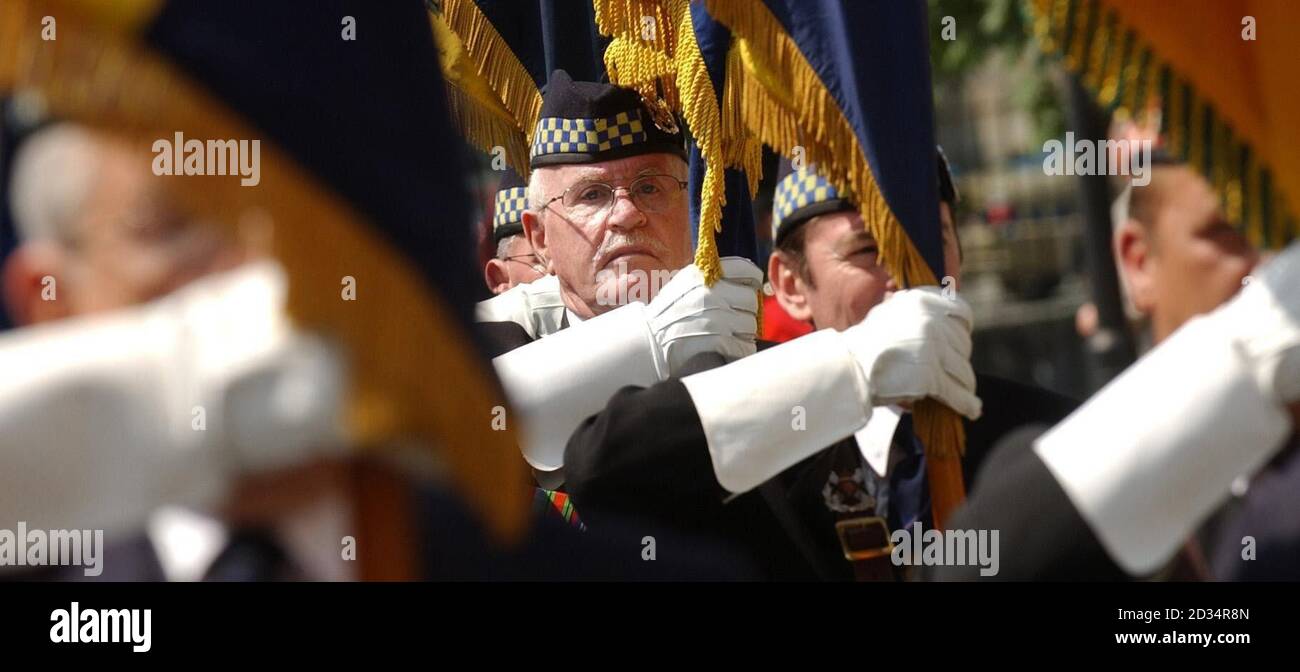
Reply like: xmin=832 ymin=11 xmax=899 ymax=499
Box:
xmin=8 ymin=123 xmax=101 ymax=243
xmin=526 ymin=166 xmax=556 ymax=223
xmin=496 ymin=233 xmax=523 ymax=260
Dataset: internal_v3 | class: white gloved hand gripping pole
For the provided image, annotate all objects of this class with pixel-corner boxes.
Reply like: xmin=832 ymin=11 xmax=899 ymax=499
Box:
xmin=682 ymin=287 xmax=981 ymax=494
xmin=492 ymin=257 xmax=762 ymax=485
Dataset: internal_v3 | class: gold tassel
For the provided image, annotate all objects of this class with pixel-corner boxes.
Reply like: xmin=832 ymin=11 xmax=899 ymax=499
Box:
xmin=915 ymin=397 xmax=967 ymax=530
xmin=594 ymin=0 xmax=682 ymax=108
xmin=674 ymin=5 xmax=726 ymax=284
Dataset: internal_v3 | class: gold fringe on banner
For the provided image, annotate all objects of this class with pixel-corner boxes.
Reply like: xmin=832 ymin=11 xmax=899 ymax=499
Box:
xmin=430 ymin=0 xmax=544 ymax=177
xmin=1026 ymin=0 xmax=1296 ymax=248
xmin=1065 ymin=0 xmax=1095 ymax=73
xmin=2 ymin=0 xmax=532 ymax=543
xmin=704 ymin=0 xmax=968 ymax=527
xmin=721 ymin=46 xmax=765 ymax=196
xmin=1083 ymin=7 xmax=1111 ymax=94
xmin=593 ymin=0 xmax=680 ymax=107
xmin=1096 ymin=17 xmax=1126 ymax=109
xmin=594 ymin=0 xmax=768 ymax=333
xmin=595 ymin=1 xmax=748 ymax=283
xmin=430 ymin=15 xmax=531 ymax=176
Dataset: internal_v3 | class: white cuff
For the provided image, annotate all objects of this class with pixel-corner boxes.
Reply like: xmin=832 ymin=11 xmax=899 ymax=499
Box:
xmin=0 ymin=262 xmax=344 ymax=537
xmin=1035 ymin=315 xmax=1292 ymax=576
xmin=681 ymin=329 xmax=872 ymax=494
xmin=474 ymin=274 xmax=565 ymax=339
xmin=493 ymin=302 xmax=666 ymax=476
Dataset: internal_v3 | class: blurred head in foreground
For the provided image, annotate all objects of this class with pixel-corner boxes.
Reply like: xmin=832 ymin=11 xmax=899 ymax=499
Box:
xmin=4 ymin=124 xmax=243 ymax=324
xmin=1112 ymin=158 xmax=1259 ymax=344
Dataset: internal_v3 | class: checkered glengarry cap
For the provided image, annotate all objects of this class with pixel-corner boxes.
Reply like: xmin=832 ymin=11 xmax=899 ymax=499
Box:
xmin=529 ymin=70 xmax=685 ymax=168
xmin=771 ymin=163 xmax=855 ymax=245
xmin=492 ymin=167 xmax=527 ymax=242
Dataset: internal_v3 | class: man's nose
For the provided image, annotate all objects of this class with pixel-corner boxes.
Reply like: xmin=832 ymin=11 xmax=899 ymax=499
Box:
xmin=605 ymin=188 xmax=648 ymax=231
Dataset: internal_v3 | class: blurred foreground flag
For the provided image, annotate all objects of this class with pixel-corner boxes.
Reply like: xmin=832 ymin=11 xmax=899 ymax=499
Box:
xmin=1027 ymin=0 xmax=1298 ymax=248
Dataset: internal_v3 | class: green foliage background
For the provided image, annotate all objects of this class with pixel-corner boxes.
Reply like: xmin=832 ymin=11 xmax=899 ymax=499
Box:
xmin=928 ymin=0 xmax=1064 ymax=145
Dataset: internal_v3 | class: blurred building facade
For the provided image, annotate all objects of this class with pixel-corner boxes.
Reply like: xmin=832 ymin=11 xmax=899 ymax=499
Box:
xmin=937 ymin=48 xmax=1091 ymax=400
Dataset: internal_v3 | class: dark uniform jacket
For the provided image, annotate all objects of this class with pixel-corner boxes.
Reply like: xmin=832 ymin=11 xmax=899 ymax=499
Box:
xmin=480 ymin=319 xmax=1079 ymax=580
xmin=926 ymin=425 xmax=1300 ymax=581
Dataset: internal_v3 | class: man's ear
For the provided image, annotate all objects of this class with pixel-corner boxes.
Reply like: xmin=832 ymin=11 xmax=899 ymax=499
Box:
xmin=521 ymin=210 xmax=552 ymax=274
xmin=2 ymin=243 xmax=73 ymax=326
xmin=1114 ymin=218 xmax=1156 ymax=316
xmin=483 ymin=258 xmax=512 ymax=295
xmin=768 ymin=251 xmax=813 ymax=323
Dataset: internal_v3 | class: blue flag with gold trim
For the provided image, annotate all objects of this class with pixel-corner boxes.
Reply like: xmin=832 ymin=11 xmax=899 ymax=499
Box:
xmin=430 ymin=0 xmax=608 ymax=176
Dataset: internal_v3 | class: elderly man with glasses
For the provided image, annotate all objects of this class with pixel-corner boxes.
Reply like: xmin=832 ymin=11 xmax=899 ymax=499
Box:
xmin=475 ymin=71 xmax=763 ymax=487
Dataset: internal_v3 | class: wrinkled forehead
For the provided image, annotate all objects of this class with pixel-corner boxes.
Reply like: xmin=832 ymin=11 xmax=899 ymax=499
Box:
xmin=539 ymin=152 xmax=686 ymax=187
xmin=806 ymin=209 xmax=872 ymax=247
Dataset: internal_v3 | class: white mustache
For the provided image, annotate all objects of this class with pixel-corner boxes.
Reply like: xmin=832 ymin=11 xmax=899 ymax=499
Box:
xmin=593 ymin=233 xmax=671 ymax=265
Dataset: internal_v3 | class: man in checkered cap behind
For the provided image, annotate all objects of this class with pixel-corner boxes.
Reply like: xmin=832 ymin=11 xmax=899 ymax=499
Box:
xmin=482 ymin=166 xmax=546 ymax=295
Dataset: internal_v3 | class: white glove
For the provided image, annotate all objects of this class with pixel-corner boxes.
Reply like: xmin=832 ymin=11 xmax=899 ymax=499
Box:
xmin=492 ymin=257 xmax=763 ymax=484
xmin=682 ymin=286 xmax=980 ymax=494
xmin=644 ymin=257 xmax=762 ymax=373
xmin=1218 ymin=245 xmax=1300 ymax=405
xmin=474 ymin=274 xmax=566 ymax=339
xmin=844 ymin=287 xmax=981 ymax=419
xmin=1036 ymin=240 xmax=1300 ymax=575
xmin=0 ymin=262 xmax=345 ymax=541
